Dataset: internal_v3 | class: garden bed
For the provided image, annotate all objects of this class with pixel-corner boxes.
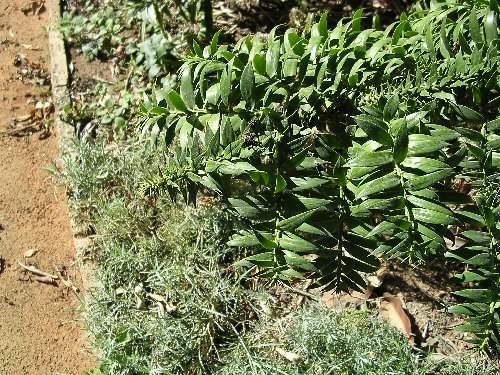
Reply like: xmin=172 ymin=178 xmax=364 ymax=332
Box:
xmin=57 ymin=0 xmax=500 ymax=373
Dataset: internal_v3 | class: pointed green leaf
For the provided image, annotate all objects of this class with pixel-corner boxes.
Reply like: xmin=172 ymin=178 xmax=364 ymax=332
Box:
xmin=255 ymin=231 xmax=278 ymax=250
xmin=485 ymin=10 xmax=498 ymax=43
xmin=405 ymin=169 xmax=453 ymax=191
xmin=275 ymin=175 xmax=287 ymax=194
xmin=180 ymin=67 xmax=195 ymax=109
xmin=228 ymin=230 xmax=272 ymax=247
xmin=401 ymin=157 xmax=450 ymax=173
xmin=408 ymin=134 xmax=447 ymax=156
xmin=252 ymin=53 xmax=266 ymax=75
xmin=356 ymin=172 xmax=400 ymax=198
xmin=240 ymin=62 xmax=255 ymax=104
xmin=291 ymin=177 xmax=330 ymax=191
xmin=407 ymin=195 xmax=453 ymax=216
xmin=280 ymin=233 xmax=318 ymax=253
xmin=277 ymin=208 xmax=322 ymax=231
xmin=428 ymin=124 xmax=460 ymax=142
xmin=453 ymin=104 xmax=484 ymax=122
xmin=346 ymin=151 xmax=393 ymax=167
xmin=463 ymin=230 xmax=490 ymax=244
xmin=413 ymin=208 xmax=455 ymax=225
xmin=383 ymin=93 xmax=399 ymax=121
xmin=439 ymin=19 xmax=452 ymax=59
xmin=167 ymin=90 xmax=189 ymax=113
xmin=206 ymin=83 xmax=220 ymax=105
xmin=355 ymin=114 xmax=393 ymax=146
xmin=210 ymin=30 xmax=222 ymax=56
xmin=283 ymin=250 xmax=316 ymax=272
xmin=220 ymin=68 xmax=230 ymax=106
xmin=426 ymin=25 xmax=436 ymax=60
xmin=392 ymin=119 xmax=408 ymax=163
xmin=448 ymin=303 xmax=488 ymax=316
xmin=266 ymin=41 xmax=281 ymax=77
xmin=454 ymin=289 xmax=491 ymax=302
xmin=469 ymin=7 xmax=482 ymax=45
xmin=243 ymin=251 xmax=275 ymax=267
xmin=228 ymin=196 xmax=269 ymax=219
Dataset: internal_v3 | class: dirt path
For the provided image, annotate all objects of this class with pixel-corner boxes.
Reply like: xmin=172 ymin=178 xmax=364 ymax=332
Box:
xmin=0 ymin=1 xmax=96 ymax=373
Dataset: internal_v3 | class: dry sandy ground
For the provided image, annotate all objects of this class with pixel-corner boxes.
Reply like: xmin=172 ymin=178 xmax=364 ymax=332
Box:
xmin=0 ymin=1 xmax=96 ymax=373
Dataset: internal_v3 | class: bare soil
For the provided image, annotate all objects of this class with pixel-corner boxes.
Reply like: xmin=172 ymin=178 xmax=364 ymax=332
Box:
xmin=0 ymin=1 xmax=96 ymax=373
xmin=322 ymin=261 xmax=474 ymax=355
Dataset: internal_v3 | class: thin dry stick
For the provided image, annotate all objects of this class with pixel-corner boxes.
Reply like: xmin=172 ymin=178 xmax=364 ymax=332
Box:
xmin=281 ymin=279 xmax=318 ymax=302
xmin=34 ymin=275 xmax=57 ymax=285
xmin=17 ymin=261 xmax=58 ymax=279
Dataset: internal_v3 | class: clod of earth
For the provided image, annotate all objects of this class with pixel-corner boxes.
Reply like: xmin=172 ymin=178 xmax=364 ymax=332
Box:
xmin=55 ymin=265 xmax=79 ymax=295
xmin=20 ymin=0 xmax=45 ymax=16
xmin=23 ymin=248 xmax=38 ymax=258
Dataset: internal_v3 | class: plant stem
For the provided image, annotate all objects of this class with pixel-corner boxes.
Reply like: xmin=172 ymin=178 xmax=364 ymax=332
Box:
xmin=153 ymin=0 xmax=169 ymax=41
xmin=202 ymin=0 xmax=213 ymax=37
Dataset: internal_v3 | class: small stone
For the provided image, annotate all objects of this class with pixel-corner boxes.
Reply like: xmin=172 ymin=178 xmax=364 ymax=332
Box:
xmin=13 ymin=54 xmax=22 ymax=66
xmin=23 ymin=248 xmax=38 ymax=258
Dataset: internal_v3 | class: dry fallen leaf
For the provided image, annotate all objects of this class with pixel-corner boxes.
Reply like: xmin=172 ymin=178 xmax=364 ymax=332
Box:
xmin=445 ymin=236 xmax=466 ymax=251
xmin=21 ymin=43 xmax=39 ymax=50
xmin=15 ymin=114 xmax=33 ymax=123
xmin=366 ymin=275 xmax=383 ymax=288
xmin=379 ymin=293 xmax=414 ymax=345
xmin=147 ymin=293 xmax=176 ymax=313
xmin=134 ymin=284 xmax=144 ymax=309
xmin=322 ymin=288 xmax=373 ymax=309
xmin=157 ymin=301 xmax=165 ymax=316
xmin=147 ymin=293 xmax=167 ymax=303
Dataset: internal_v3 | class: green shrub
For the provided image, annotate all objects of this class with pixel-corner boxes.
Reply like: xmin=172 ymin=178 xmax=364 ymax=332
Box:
xmin=60 ymin=140 xmax=498 ymax=372
xmin=141 ymin=0 xmax=500 ymax=351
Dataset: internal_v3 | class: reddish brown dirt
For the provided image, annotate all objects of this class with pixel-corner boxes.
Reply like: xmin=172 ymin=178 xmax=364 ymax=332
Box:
xmin=0 ymin=1 xmax=96 ymax=373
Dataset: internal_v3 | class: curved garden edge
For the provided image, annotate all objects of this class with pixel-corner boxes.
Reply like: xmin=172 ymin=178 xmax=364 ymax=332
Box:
xmin=47 ymin=0 xmax=97 ymax=316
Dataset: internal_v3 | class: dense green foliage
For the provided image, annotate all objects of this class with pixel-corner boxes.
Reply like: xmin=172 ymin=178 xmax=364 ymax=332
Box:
xmin=60 ymin=139 xmax=263 ymax=374
xmin=62 ymin=138 xmax=498 ymax=374
xmin=447 ymin=187 xmax=500 ymax=353
xmin=141 ymin=0 xmax=500 ymax=351
xmin=60 ymin=0 xmax=500 ymax=367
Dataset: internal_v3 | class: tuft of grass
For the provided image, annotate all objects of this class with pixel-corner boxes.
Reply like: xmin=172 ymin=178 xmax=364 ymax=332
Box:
xmin=217 ymin=303 xmax=499 ymax=375
xmin=59 ymin=138 xmax=265 ymax=374
xmin=217 ymin=304 xmax=420 ymax=375
xmin=422 ymin=355 xmax=499 ymax=375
